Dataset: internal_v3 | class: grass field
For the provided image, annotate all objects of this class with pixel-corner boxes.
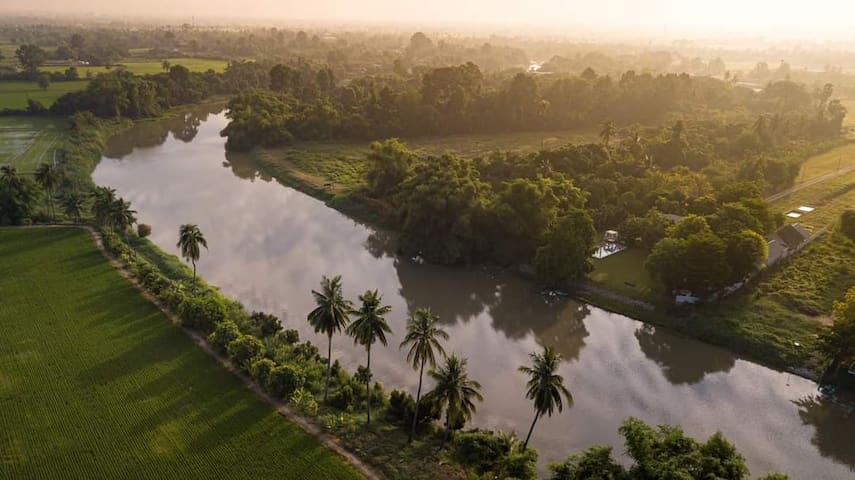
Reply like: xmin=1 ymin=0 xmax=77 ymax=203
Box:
xmin=588 ymin=247 xmax=657 ymax=301
xmin=791 ymin=141 xmax=855 ymax=185
xmin=0 ymin=116 xmax=69 ymax=171
xmin=0 ymin=80 xmax=89 ymax=110
xmin=39 ymin=58 xmax=228 ymax=76
xmin=0 ymin=227 xmax=361 ymax=480
xmin=259 ymin=128 xmax=599 ymax=193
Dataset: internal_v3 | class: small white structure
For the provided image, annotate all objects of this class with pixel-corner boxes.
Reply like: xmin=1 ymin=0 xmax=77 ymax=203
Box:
xmin=592 ymin=230 xmax=626 ymax=259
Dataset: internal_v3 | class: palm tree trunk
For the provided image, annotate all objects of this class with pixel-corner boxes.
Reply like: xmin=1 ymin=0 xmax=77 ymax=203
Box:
xmin=523 ymin=410 xmax=540 ymax=450
xmin=408 ymin=359 xmax=425 ymax=443
xmin=366 ymin=345 xmax=372 ymax=425
xmin=324 ymin=333 xmax=333 ymax=401
xmin=192 ymin=260 xmax=197 ymax=288
xmin=439 ymin=414 xmax=451 ymax=451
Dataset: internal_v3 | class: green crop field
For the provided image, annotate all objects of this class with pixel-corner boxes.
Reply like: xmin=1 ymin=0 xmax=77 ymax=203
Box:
xmin=40 ymin=58 xmax=228 ymax=76
xmin=0 ymin=227 xmax=361 ymax=480
xmin=0 ymin=116 xmax=68 ymax=172
xmin=0 ymin=80 xmax=89 ymax=110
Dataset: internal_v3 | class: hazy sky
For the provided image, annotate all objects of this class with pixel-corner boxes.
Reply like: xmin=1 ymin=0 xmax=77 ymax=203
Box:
xmin=5 ymin=0 xmax=855 ymax=38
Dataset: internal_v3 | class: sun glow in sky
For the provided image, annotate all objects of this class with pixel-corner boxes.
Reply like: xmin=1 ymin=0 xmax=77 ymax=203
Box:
xmin=4 ymin=0 xmax=855 ymax=39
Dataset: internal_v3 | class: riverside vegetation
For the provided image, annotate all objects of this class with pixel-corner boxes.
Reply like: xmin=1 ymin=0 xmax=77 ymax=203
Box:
xmin=0 ymin=107 xmax=812 ymax=480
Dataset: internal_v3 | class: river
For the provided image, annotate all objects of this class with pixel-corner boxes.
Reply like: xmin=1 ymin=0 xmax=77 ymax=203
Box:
xmin=92 ymin=107 xmax=855 ymax=479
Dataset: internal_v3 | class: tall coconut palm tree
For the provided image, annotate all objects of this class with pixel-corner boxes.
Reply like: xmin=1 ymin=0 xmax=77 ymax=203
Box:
xmin=162 ymin=60 xmax=171 ymax=72
xmin=427 ymin=354 xmax=483 ymax=448
xmin=34 ymin=163 xmax=60 ymax=218
xmin=109 ymin=198 xmax=136 ymax=236
xmin=599 ymin=121 xmax=615 ymax=147
xmin=176 ymin=223 xmax=207 ymax=287
xmin=518 ymin=346 xmax=573 ymax=450
xmin=307 ymin=275 xmax=353 ymax=400
xmin=61 ymin=192 xmax=84 ymax=224
xmin=346 ymin=289 xmax=392 ymax=425
xmin=90 ymin=186 xmax=117 ymax=226
xmin=400 ymin=307 xmax=448 ymax=442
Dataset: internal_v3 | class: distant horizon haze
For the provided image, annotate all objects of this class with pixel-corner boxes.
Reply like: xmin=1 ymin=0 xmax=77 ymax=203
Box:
xmin=2 ymin=0 xmax=855 ymax=41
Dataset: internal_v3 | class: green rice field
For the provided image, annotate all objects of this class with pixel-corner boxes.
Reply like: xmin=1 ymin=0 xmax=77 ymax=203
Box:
xmin=0 ymin=116 xmax=68 ymax=172
xmin=0 ymin=227 xmax=361 ymax=480
xmin=0 ymin=80 xmax=89 ymax=110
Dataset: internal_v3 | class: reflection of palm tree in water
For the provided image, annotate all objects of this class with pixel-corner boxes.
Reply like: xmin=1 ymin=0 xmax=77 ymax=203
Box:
xmin=394 ymin=258 xmax=590 ymax=362
xmin=793 ymin=395 xmax=855 ymax=469
xmin=635 ymin=323 xmax=736 ymax=384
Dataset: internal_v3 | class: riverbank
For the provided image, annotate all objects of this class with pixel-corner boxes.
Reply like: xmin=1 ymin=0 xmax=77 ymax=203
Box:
xmin=251 ymin=144 xmax=849 ymax=379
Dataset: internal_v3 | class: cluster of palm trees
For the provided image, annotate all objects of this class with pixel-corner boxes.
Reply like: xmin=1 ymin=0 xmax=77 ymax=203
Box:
xmin=306 ymin=274 xmax=574 ymax=450
xmin=91 ymin=186 xmax=137 ymax=235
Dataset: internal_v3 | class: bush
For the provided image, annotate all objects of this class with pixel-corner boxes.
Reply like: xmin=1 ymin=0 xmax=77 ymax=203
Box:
xmin=388 ymin=389 xmax=415 ymax=423
xmin=207 ymin=320 xmax=241 ymax=354
xmin=278 ymin=328 xmax=300 ymax=345
xmin=329 ymin=384 xmax=356 ymax=410
xmin=388 ymin=389 xmax=443 ymax=426
xmin=250 ymin=358 xmax=277 ymax=387
xmin=227 ymin=335 xmax=264 ymax=371
xmin=290 ymin=387 xmax=319 ymax=416
xmin=267 ymin=364 xmax=306 ymax=399
xmin=137 ymin=223 xmax=152 ymax=238
xmin=454 ymin=430 xmax=537 ymax=480
xmin=244 ymin=311 xmax=283 ymax=338
xmin=177 ymin=295 xmax=226 ymax=332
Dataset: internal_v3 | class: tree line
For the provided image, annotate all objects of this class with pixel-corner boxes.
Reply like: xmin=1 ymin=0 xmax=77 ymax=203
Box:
xmin=221 ymin=60 xmax=846 ymax=147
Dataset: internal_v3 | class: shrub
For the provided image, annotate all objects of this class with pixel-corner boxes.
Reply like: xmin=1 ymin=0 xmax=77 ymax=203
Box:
xmin=329 ymin=384 xmax=356 ymax=410
xmin=454 ymin=430 xmax=537 ymax=480
xmin=207 ymin=320 xmax=241 ymax=354
xmin=290 ymin=387 xmax=319 ymax=416
xmin=137 ymin=223 xmax=152 ymax=238
xmin=267 ymin=364 xmax=306 ymax=399
xmin=388 ymin=389 xmax=442 ymax=426
xmin=250 ymin=358 xmax=277 ymax=387
xmin=177 ymin=295 xmax=226 ymax=332
xmin=278 ymin=328 xmax=300 ymax=345
xmin=245 ymin=311 xmax=283 ymax=338
xmin=227 ymin=335 xmax=264 ymax=371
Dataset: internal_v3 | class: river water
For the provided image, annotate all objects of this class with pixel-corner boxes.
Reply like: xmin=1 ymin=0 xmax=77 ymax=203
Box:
xmin=92 ymin=108 xmax=854 ymax=479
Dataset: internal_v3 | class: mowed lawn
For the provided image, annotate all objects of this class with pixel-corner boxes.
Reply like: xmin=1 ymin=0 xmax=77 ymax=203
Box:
xmin=588 ymin=247 xmax=657 ymax=301
xmin=0 ymin=80 xmax=89 ymax=110
xmin=0 ymin=116 xmax=68 ymax=171
xmin=0 ymin=228 xmax=361 ymax=480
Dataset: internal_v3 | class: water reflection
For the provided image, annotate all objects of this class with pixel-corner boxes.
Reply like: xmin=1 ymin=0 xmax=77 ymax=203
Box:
xmin=794 ymin=396 xmax=855 ymax=470
xmin=635 ymin=324 xmax=736 ymax=384
xmin=104 ymin=103 xmax=224 ymax=159
xmin=224 ymin=151 xmax=275 ymax=182
xmin=91 ymin=108 xmax=855 ymax=480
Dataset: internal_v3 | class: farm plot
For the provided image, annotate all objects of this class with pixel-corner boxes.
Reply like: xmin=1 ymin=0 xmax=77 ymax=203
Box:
xmin=0 ymin=116 xmax=68 ymax=172
xmin=0 ymin=227 xmax=361 ymax=480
